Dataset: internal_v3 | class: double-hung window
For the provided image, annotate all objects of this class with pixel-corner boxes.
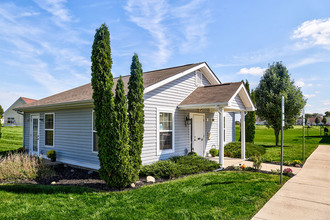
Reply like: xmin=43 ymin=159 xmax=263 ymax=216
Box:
xmin=158 ymin=109 xmax=174 ymax=154
xmin=45 ymin=113 xmax=54 ymax=147
xmin=92 ymin=111 xmax=99 ymax=152
xmin=7 ymin=117 xmax=15 ymax=124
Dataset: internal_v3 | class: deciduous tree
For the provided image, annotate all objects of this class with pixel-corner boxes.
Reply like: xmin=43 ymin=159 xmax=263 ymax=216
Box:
xmin=255 ymin=62 xmax=306 ymax=146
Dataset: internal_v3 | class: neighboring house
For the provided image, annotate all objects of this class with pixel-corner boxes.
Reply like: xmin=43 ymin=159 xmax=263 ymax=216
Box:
xmin=3 ymin=97 xmax=36 ymax=126
xmin=255 ymin=116 xmax=267 ymax=125
xmin=17 ymin=62 xmax=255 ymax=169
xmin=295 ymin=118 xmax=303 ymax=125
xmin=307 ymin=117 xmax=322 ymax=126
xmin=327 ymin=117 xmax=330 ymax=125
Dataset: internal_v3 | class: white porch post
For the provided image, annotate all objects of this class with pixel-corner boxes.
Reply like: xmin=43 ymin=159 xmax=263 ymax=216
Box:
xmin=241 ymin=111 xmax=246 ymax=159
xmin=219 ymin=108 xmax=225 ymax=167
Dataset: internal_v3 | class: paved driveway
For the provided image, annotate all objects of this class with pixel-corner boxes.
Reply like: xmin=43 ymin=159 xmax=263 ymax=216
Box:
xmin=252 ymin=145 xmax=330 ymax=220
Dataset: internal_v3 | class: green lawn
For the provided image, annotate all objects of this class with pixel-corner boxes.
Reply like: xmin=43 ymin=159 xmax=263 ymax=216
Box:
xmin=235 ymin=125 xmax=330 ymax=164
xmin=0 ymin=126 xmax=23 ymax=153
xmin=0 ymin=171 xmax=288 ymax=219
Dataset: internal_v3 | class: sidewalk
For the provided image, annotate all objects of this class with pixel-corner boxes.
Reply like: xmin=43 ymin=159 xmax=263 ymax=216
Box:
xmin=252 ymin=145 xmax=330 ymax=220
xmin=207 ymin=157 xmax=302 ymax=174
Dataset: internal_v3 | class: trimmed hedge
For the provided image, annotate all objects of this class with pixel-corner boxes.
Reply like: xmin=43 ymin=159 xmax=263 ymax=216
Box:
xmin=224 ymin=142 xmax=265 ymax=158
xmin=140 ymin=155 xmax=218 ymax=179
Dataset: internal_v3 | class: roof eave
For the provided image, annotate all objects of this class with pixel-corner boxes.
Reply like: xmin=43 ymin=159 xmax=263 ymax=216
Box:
xmin=178 ymin=102 xmax=228 ymax=110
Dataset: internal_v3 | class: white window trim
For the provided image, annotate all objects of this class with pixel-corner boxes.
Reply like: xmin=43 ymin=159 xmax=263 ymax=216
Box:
xmin=92 ymin=110 xmax=98 ymax=153
xmin=156 ymin=108 xmax=175 ymax=156
xmin=30 ymin=114 xmax=40 ymax=155
xmin=44 ymin=113 xmax=55 ymax=147
xmin=195 ymin=70 xmax=202 ymax=86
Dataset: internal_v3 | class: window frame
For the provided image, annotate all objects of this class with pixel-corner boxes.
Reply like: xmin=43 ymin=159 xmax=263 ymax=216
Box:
xmin=44 ymin=113 xmax=55 ymax=147
xmin=7 ymin=117 xmax=15 ymax=124
xmin=92 ymin=110 xmax=98 ymax=153
xmin=156 ymin=108 xmax=175 ymax=155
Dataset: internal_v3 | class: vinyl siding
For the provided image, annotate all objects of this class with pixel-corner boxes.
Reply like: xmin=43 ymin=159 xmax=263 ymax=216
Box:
xmin=230 ymin=95 xmax=245 ymax=109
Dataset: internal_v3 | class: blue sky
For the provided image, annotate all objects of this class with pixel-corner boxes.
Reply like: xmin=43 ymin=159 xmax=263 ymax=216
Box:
xmin=0 ymin=0 xmax=329 ymax=114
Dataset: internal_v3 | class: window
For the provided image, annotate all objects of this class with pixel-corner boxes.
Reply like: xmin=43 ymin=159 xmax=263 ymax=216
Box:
xmin=92 ymin=111 xmax=98 ymax=152
xmin=45 ymin=113 xmax=54 ymax=146
xmin=158 ymin=111 xmax=174 ymax=153
xmin=7 ymin=117 xmax=15 ymax=124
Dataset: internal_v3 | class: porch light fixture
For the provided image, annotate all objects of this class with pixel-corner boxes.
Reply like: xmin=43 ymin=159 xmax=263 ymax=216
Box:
xmin=185 ymin=115 xmax=192 ymax=127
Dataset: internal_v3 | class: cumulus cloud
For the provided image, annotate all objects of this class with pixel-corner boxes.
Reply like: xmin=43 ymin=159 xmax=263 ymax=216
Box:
xmin=238 ymin=67 xmax=266 ymax=76
xmin=292 ymin=18 xmax=330 ymax=50
xmin=295 ymin=79 xmax=313 ymax=88
xmin=304 ymin=94 xmax=315 ymax=98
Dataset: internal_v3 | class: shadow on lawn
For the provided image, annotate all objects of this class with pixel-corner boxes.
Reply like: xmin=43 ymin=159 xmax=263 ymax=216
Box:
xmin=320 ymin=136 xmax=330 ymax=144
xmin=0 ymin=184 xmax=96 ymax=195
xmin=262 ymin=145 xmax=291 ymax=148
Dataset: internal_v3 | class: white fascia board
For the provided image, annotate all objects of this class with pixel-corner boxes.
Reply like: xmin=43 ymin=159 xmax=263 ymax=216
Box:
xmin=144 ymin=63 xmax=220 ymax=94
xmin=178 ymin=102 xmax=228 ymax=110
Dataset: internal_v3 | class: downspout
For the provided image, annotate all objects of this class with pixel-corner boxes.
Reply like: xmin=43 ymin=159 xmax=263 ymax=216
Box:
xmin=190 ymin=118 xmax=193 ymax=152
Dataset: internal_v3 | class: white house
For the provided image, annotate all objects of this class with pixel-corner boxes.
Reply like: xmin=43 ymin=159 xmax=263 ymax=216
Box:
xmin=16 ymin=62 xmax=255 ymax=169
xmin=3 ymin=97 xmax=36 ymax=126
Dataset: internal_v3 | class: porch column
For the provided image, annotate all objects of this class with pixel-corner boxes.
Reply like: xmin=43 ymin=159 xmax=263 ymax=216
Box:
xmin=219 ymin=108 xmax=225 ymax=167
xmin=241 ymin=111 xmax=246 ymax=159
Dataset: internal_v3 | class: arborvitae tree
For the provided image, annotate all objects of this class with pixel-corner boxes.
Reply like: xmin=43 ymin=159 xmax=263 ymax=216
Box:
xmin=239 ymin=80 xmax=256 ymax=143
xmin=111 ymin=76 xmax=133 ymax=188
xmin=91 ymin=24 xmax=115 ymax=186
xmin=255 ymin=62 xmax=306 ymax=146
xmin=322 ymin=116 xmax=327 ymax=125
xmin=127 ymin=53 xmax=144 ymax=182
xmin=315 ymin=117 xmax=320 ymax=125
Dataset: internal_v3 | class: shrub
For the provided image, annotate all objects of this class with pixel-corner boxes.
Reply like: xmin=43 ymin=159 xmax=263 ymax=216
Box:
xmin=0 ymin=153 xmax=54 ymax=180
xmin=291 ymin=160 xmax=302 ymax=166
xmin=174 ymin=156 xmax=218 ymax=175
xmin=46 ymin=150 xmax=56 ymax=162
xmin=283 ymin=168 xmax=293 ymax=177
xmin=209 ymin=148 xmax=218 ymax=157
xmin=140 ymin=155 xmax=218 ymax=179
xmin=251 ymin=155 xmax=263 ymax=170
xmin=224 ymin=142 xmax=265 ymax=158
xmin=187 ymin=152 xmax=198 ymax=156
xmin=140 ymin=160 xmax=180 ymax=179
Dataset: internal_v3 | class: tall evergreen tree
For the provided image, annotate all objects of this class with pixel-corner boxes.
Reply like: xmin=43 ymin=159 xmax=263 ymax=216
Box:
xmin=127 ymin=53 xmax=144 ymax=182
xmin=109 ymin=76 xmax=133 ymax=188
xmin=91 ymin=24 xmax=115 ymax=186
xmin=239 ymin=80 xmax=256 ymax=143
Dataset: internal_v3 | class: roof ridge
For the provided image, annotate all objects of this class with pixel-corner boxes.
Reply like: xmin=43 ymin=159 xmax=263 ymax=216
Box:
xmin=143 ymin=62 xmax=204 ymax=74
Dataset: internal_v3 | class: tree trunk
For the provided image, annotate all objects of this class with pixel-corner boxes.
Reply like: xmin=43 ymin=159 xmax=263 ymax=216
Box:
xmin=274 ymin=129 xmax=279 ymax=146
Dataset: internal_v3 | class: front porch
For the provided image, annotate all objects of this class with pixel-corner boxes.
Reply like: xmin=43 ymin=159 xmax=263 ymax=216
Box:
xmin=178 ymin=82 xmax=256 ymax=167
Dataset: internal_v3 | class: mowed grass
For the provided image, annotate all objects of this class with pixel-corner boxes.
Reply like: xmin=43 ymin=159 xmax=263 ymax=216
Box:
xmin=235 ymin=125 xmax=330 ymax=163
xmin=0 ymin=171 xmax=288 ymax=219
xmin=0 ymin=126 xmax=23 ymax=153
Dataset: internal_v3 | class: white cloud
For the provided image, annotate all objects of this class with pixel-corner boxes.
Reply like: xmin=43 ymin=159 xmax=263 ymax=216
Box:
xmin=124 ymin=0 xmax=210 ymax=65
xmin=295 ymin=79 xmax=313 ymax=88
xmin=125 ymin=0 xmax=170 ymax=65
xmin=33 ymin=0 xmax=72 ymax=24
xmin=304 ymin=94 xmax=315 ymax=98
xmin=323 ymin=101 xmax=330 ymax=106
xmin=315 ymin=91 xmax=320 ymax=94
xmin=238 ymin=67 xmax=266 ymax=76
xmin=292 ymin=18 xmax=330 ymax=50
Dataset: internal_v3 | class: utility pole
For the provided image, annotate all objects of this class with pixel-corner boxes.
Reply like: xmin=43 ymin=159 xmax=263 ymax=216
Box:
xmin=280 ymin=96 xmax=284 ymax=185
xmin=302 ymin=109 xmax=305 ymax=161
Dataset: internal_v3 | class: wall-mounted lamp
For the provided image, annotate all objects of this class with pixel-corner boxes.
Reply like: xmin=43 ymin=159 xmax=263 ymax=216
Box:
xmin=185 ymin=115 xmax=192 ymax=127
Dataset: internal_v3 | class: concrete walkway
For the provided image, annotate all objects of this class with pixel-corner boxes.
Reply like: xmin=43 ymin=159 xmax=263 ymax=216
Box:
xmin=252 ymin=145 xmax=330 ymax=220
xmin=207 ymin=157 xmax=302 ymax=174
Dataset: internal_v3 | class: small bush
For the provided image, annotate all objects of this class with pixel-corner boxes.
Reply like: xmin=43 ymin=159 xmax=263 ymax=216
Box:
xmin=0 ymin=153 xmax=54 ymax=180
xmin=291 ymin=160 xmax=302 ymax=166
xmin=140 ymin=160 xmax=180 ymax=179
xmin=46 ymin=150 xmax=56 ymax=162
xmin=209 ymin=148 xmax=218 ymax=157
xmin=251 ymin=155 xmax=263 ymax=170
xmin=187 ymin=152 xmax=198 ymax=156
xmin=283 ymin=168 xmax=293 ymax=177
xmin=224 ymin=142 xmax=265 ymax=158
xmin=140 ymin=155 xmax=218 ymax=179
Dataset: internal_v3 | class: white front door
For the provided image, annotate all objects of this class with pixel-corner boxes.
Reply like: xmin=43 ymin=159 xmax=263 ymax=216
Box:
xmin=31 ymin=115 xmax=39 ymax=155
xmin=192 ymin=114 xmax=205 ymax=156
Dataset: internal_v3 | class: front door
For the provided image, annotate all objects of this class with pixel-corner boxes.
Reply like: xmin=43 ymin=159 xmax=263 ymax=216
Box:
xmin=31 ymin=115 xmax=39 ymax=155
xmin=192 ymin=114 xmax=205 ymax=156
